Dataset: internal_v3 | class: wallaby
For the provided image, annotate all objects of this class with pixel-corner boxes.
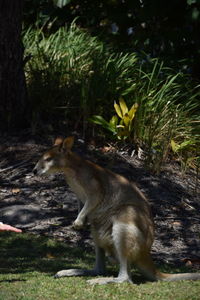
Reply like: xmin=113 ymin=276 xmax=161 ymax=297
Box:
xmin=33 ymin=136 xmax=200 ymax=284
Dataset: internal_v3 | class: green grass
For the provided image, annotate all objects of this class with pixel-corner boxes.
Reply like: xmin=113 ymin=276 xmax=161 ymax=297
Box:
xmin=0 ymin=233 xmax=199 ymax=300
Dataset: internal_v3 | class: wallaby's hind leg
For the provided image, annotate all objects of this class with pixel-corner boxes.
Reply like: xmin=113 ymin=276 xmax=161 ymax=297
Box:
xmin=135 ymin=253 xmax=157 ymax=282
xmin=87 ymin=252 xmax=131 ymax=285
xmin=55 ymin=246 xmax=106 ymax=278
xmin=87 ymin=222 xmax=132 ymax=285
xmin=93 ymin=245 xmax=106 ymax=275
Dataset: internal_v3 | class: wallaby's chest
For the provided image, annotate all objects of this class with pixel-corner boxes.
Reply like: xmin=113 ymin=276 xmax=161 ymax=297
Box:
xmin=66 ymin=177 xmax=88 ymax=203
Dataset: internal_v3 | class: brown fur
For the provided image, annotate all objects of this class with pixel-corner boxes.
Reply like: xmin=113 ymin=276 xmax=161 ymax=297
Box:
xmin=33 ymin=136 xmax=200 ymax=284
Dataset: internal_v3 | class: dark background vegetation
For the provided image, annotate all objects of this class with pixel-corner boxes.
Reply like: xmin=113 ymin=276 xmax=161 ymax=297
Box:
xmin=23 ymin=0 xmax=200 ymax=78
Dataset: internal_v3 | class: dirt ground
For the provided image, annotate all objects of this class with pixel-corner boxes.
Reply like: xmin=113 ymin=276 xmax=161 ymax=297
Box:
xmin=0 ymin=133 xmax=200 ymax=270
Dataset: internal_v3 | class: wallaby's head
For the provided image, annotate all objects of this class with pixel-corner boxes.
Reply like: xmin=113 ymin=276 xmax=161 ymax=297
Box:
xmin=33 ymin=136 xmax=74 ymax=176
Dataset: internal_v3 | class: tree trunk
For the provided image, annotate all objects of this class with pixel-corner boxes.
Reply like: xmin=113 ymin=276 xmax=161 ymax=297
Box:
xmin=0 ymin=0 xmax=27 ymax=131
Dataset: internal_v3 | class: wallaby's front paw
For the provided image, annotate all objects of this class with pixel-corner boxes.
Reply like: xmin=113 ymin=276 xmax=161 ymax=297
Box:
xmin=73 ymin=219 xmax=84 ymax=229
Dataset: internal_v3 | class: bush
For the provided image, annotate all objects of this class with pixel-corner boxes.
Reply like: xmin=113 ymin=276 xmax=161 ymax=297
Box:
xmin=134 ymin=60 xmax=200 ymax=173
xmin=23 ymin=23 xmax=200 ymax=173
xmin=23 ymin=22 xmax=137 ymax=133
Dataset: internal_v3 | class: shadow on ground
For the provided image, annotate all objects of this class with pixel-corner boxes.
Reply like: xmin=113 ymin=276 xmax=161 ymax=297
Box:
xmin=0 ymin=232 xmax=93 ymax=275
xmin=0 ymin=134 xmax=199 ymax=273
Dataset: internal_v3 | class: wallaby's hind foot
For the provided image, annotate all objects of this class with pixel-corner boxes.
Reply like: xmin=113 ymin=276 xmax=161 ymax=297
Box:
xmin=54 ymin=268 xmax=104 ymax=278
xmin=87 ymin=276 xmax=133 ymax=285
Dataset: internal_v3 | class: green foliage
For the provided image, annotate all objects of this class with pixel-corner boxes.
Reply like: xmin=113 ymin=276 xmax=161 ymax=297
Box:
xmin=128 ymin=59 xmax=200 ymax=173
xmin=23 ymin=0 xmax=200 ymax=80
xmin=171 ymin=139 xmax=200 ymax=172
xmin=90 ymin=58 xmax=200 ymax=173
xmin=90 ymin=98 xmax=138 ymax=140
xmin=24 ymin=23 xmax=102 ymax=130
xmin=54 ymin=0 xmax=72 ymax=8
xmin=23 ymin=22 xmax=200 ymax=173
xmin=23 ymin=22 xmax=138 ymax=132
xmin=89 ymin=115 xmax=117 ymax=135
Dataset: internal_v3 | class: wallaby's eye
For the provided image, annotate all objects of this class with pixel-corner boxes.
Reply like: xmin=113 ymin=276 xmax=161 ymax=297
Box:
xmin=45 ymin=157 xmax=52 ymax=162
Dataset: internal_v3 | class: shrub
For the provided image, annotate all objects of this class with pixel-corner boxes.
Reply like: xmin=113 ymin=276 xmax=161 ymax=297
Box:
xmin=23 ymin=23 xmax=200 ymax=174
xmin=23 ymin=22 xmax=137 ymax=133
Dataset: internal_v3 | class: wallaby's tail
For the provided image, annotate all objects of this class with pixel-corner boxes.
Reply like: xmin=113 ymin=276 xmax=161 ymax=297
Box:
xmin=157 ymin=271 xmax=200 ymax=282
xmin=136 ymin=253 xmax=200 ymax=282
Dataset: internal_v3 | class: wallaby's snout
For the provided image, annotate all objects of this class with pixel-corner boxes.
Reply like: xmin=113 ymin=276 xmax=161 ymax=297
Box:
xmin=33 ymin=158 xmax=53 ymax=176
xmin=33 ymin=162 xmax=44 ymax=176
xmin=33 ymin=167 xmax=37 ymax=175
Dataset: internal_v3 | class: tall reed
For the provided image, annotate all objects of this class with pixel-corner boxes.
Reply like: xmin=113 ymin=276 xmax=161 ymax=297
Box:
xmin=133 ymin=59 xmax=200 ymax=172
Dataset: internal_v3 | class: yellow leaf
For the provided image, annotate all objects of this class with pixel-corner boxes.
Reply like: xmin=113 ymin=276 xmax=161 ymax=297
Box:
xmin=123 ymin=113 xmax=130 ymax=127
xmin=171 ymin=139 xmax=179 ymax=153
xmin=114 ymin=101 xmax=122 ymax=118
xmin=128 ymin=103 xmax=139 ymax=120
xmin=46 ymin=253 xmax=56 ymax=259
xmin=119 ymin=98 xmax=128 ymax=116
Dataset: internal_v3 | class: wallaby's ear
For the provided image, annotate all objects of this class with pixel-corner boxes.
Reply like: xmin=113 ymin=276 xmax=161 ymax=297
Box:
xmin=62 ymin=136 xmax=74 ymax=152
xmin=54 ymin=137 xmax=64 ymax=147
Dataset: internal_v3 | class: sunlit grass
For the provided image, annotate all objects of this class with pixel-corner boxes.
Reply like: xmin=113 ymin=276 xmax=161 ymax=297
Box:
xmin=0 ymin=232 xmax=200 ymax=300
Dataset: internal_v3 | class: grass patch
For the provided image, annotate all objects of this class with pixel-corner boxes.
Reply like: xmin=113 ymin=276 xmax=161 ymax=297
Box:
xmin=0 ymin=232 xmax=199 ymax=300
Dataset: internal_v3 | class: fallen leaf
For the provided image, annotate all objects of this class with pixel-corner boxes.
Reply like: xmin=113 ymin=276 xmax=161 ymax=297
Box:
xmin=101 ymin=145 xmax=115 ymax=153
xmin=12 ymin=188 xmax=21 ymax=194
xmin=183 ymin=258 xmax=200 ymax=266
xmin=46 ymin=253 xmax=56 ymax=259
xmin=172 ymin=221 xmax=182 ymax=226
